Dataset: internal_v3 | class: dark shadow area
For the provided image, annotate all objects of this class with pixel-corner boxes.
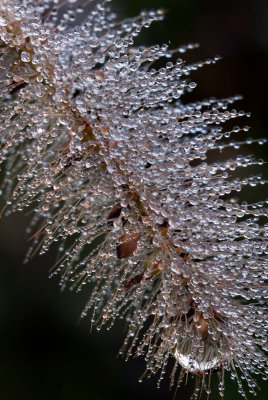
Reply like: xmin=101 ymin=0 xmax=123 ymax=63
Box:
xmin=0 ymin=0 xmax=267 ymax=399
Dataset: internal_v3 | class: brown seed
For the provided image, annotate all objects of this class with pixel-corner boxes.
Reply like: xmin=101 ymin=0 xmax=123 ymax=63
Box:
xmin=107 ymin=204 xmax=127 ymax=229
xmin=108 ymin=204 xmax=122 ymax=221
xmin=116 ymin=232 xmax=140 ymax=259
xmin=126 ymin=191 xmax=139 ymax=203
xmin=194 ymin=314 xmax=208 ymax=337
xmin=158 ymin=218 xmax=169 ymax=228
xmin=124 ymin=273 xmax=144 ymax=291
xmin=94 ymin=71 xmax=105 ymax=81
xmin=81 ymin=122 xmax=95 ymax=143
xmin=9 ymin=80 xmax=28 ymax=94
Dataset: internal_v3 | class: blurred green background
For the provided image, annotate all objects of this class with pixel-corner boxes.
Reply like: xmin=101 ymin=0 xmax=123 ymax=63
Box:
xmin=0 ymin=0 xmax=267 ymax=399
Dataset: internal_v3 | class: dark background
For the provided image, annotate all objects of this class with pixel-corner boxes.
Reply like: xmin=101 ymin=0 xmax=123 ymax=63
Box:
xmin=0 ymin=0 xmax=267 ymax=399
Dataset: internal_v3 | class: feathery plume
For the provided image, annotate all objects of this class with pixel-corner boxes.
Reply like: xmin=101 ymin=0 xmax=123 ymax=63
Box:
xmin=0 ymin=1 xmax=267 ymax=398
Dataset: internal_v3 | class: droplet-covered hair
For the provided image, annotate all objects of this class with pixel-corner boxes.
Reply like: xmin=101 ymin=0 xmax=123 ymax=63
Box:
xmin=0 ymin=1 xmax=267 ymax=398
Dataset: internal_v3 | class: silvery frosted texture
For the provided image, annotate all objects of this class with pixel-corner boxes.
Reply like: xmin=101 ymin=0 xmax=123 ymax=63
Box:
xmin=0 ymin=1 xmax=267 ymax=398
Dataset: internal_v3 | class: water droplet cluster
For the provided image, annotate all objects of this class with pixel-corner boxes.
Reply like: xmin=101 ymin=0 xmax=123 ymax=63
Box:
xmin=0 ymin=1 xmax=267 ymax=398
